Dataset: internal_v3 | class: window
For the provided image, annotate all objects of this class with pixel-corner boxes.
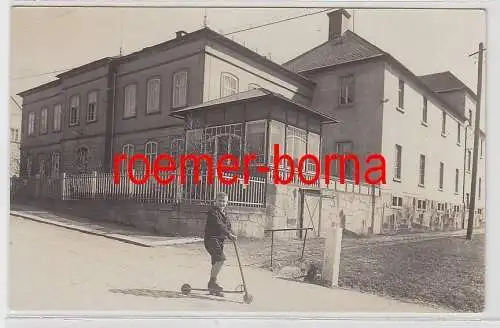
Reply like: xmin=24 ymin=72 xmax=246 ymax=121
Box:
xmin=124 ymin=84 xmax=137 ymax=117
xmin=169 ymin=137 xmax=184 ymax=158
xmin=51 ymin=152 xmax=60 ymax=178
xmin=248 ymin=83 xmax=261 ymax=90
xmin=11 ymin=128 xmax=19 ymax=141
xmin=467 ymin=150 xmax=472 ymax=171
xmin=419 ymin=154 xmax=425 ymax=186
xmin=455 ymin=169 xmax=459 ymax=193
xmin=28 ymin=112 xmax=35 ymax=136
xmin=398 ymin=79 xmax=404 ymax=109
xmin=335 ymin=141 xmax=355 ymax=180
xmin=339 ymin=75 xmax=355 ymax=105
xmin=466 ymin=193 xmax=470 ymax=207
xmin=478 ymin=178 xmax=482 ymax=200
xmin=145 ymin=141 xmax=158 ymax=168
xmin=87 ymin=91 xmax=98 ymax=122
xmin=480 ymin=138 xmax=484 ymax=157
xmin=39 ymin=158 xmax=46 ymax=177
xmin=392 ymin=196 xmax=403 ymax=208
xmin=76 ymin=147 xmax=89 ymax=173
xmin=146 ymin=78 xmax=161 ymax=113
xmin=441 ymin=111 xmax=446 ymax=135
xmin=221 ymin=73 xmax=238 ymax=97
xmin=286 ymin=125 xmax=307 ymax=165
xmin=40 ymin=107 xmax=48 ymax=134
xmin=394 ymin=144 xmax=402 ymax=180
xmin=422 ymin=97 xmax=428 ymax=123
xmin=205 ymin=124 xmax=243 ymax=164
xmin=172 ymin=70 xmax=188 ymax=108
xmin=417 ymin=200 xmax=427 ymax=211
xmin=439 ymin=162 xmax=444 ymax=190
xmin=244 ymin=120 xmax=267 ymax=166
xmin=268 ymin=121 xmax=285 ymax=167
xmin=457 ymin=122 xmax=461 ymax=145
xmin=53 ymin=104 xmax=62 ymax=131
xmin=121 ymin=144 xmax=135 ymax=172
xmin=26 ymin=156 xmax=32 ymax=177
xmin=69 ymin=95 xmax=80 ymax=126
xmin=469 ymin=109 xmax=473 ymax=124
xmin=306 ymin=133 xmax=321 ymax=173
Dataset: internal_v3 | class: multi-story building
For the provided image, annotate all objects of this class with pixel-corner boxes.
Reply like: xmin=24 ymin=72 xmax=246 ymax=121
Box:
xmin=18 ymin=9 xmax=485 ymax=233
xmin=283 ymin=9 xmax=485 ymax=228
xmin=419 ymin=71 xmax=486 ymax=226
xmin=18 ymin=28 xmax=314 ymax=178
xmin=10 ymin=98 xmax=22 ymax=177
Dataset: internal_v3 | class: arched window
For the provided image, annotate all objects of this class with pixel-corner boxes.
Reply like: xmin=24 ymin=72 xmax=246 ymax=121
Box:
xmin=145 ymin=141 xmax=158 ymax=167
xmin=76 ymin=147 xmax=89 ymax=173
xmin=220 ymin=73 xmax=239 ymax=97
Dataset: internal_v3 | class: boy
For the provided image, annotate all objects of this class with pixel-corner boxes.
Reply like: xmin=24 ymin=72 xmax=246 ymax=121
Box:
xmin=204 ymin=192 xmax=237 ymax=296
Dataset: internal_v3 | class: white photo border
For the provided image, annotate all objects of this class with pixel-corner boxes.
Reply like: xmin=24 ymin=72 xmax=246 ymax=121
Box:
xmin=2 ymin=0 xmax=499 ymax=327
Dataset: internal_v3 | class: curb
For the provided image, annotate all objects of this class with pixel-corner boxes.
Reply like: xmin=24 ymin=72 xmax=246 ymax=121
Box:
xmin=10 ymin=211 xmax=203 ymax=247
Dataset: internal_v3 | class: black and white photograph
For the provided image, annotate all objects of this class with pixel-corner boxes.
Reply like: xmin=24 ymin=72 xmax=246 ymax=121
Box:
xmin=8 ymin=4 xmax=487 ymax=314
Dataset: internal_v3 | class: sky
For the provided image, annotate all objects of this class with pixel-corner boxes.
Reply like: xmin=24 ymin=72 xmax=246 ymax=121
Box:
xmin=8 ymin=6 xmax=487 ymax=126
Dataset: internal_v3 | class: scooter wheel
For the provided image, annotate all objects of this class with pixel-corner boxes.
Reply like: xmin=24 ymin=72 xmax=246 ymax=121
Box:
xmin=243 ymin=293 xmax=253 ymax=304
xmin=181 ymin=283 xmax=192 ymax=295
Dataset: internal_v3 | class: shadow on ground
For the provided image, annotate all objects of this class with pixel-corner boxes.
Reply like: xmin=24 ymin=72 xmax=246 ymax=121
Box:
xmin=109 ymin=288 xmax=243 ymax=304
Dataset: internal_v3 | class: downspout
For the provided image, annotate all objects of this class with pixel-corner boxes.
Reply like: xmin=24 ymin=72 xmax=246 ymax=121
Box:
xmin=104 ymin=60 xmax=118 ymax=172
xmin=109 ymin=69 xmax=117 ymax=171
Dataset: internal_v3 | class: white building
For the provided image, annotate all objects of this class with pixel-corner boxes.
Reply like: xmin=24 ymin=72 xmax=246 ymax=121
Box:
xmin=284 ymin=9 xmax=485 ymax=230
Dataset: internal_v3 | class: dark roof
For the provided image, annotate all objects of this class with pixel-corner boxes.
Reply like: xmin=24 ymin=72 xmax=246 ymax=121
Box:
xmin=17 ymin=56 xmax=116 ymax=98
xmin=283 ymin=30 xmax=467 ymax=121
xmin=418 ymin=71 xmax=477 ymax=101
xmin=170 ymin=87 xmax=339 ymax=124
xmin=18 ymin=27 xmax=316 ymax=100
xmin=282 ymin=30 xmax=385 ymax=73
xmin=17 ymin=79 xmax=61 ymax=97
xmin=55 ymin=56 xmax=118 ymax=79
xmin=120 ymin=27 xmax=315 ymax=88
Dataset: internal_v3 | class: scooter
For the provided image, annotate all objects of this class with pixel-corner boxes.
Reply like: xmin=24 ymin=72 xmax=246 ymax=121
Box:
xmin=180 ymin=239 xmax=254 ymax=304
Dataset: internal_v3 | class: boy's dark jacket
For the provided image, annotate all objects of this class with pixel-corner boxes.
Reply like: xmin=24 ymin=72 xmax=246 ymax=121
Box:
xmin=204 ymin=206 xmax=232 ymax=240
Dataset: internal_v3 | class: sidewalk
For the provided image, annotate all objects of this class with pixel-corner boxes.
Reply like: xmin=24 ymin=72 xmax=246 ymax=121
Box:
xmin=10 ymin=203 xmax=483 ymax=250
xmin=10 ymin=203 xmax=202 ymax=247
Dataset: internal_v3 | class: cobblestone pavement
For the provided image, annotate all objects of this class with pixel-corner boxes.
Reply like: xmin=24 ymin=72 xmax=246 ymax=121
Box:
xmin=9 ymin=215 xmax=443 ymax=312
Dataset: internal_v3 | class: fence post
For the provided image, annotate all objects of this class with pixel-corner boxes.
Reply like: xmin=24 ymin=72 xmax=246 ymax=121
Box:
xmin=92 ymin=171 xmax=98 ymax=199
xmin=61 ymin=173 xmax=67 ymax=200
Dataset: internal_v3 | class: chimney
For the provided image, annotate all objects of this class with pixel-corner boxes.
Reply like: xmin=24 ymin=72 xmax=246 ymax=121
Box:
xmin=176 ymin=30 xmax=188 ymax=39
xmin=327 ymin=9 xmax=351 ymax=40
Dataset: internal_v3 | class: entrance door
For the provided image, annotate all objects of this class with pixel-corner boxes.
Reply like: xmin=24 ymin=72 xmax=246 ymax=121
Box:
xmin=298 ymin=189 xmax=321 ymax=239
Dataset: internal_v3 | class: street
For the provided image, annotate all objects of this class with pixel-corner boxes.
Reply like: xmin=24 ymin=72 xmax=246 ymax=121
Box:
xmin=8 ymin=215 xmax=443 ymax=312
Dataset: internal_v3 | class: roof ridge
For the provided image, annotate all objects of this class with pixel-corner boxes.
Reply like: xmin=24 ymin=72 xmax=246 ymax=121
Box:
xmin=344 ymin=30 xmax=387 ymax=56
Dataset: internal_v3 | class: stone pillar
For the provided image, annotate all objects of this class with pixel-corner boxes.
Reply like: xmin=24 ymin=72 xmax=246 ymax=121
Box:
xmin=322 ymin=223 xmax=343 ymax=287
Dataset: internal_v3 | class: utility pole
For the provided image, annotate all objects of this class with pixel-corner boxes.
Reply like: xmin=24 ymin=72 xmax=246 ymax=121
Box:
xmin=461 ymin=122 xmax=469 ymax=229
xmin=466 ymin=42 xmax=484 ymax=240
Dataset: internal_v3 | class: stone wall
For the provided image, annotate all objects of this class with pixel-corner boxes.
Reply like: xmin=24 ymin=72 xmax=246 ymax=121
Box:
xmin=20 ymin=198 xmax=267 ymax=238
